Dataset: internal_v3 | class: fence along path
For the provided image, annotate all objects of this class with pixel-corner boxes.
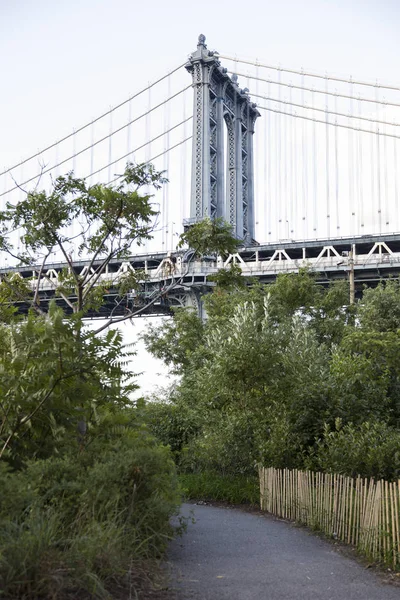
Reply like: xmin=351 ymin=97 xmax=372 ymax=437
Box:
xmin=259 ymin=467 xmax=400 ymax=568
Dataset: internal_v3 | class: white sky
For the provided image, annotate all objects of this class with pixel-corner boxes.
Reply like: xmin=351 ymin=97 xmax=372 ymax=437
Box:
xmin=1 ymin=0 xmax=399 ymax=396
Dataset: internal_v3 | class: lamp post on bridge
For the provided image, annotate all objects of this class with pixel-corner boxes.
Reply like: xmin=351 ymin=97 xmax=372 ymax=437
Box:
xmin=349 ymin=248 xmax=355 ymax=305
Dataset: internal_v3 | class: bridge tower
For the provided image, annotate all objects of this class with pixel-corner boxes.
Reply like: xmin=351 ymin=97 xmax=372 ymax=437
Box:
xmin=186 ymin=35 xmax=260 ymax=244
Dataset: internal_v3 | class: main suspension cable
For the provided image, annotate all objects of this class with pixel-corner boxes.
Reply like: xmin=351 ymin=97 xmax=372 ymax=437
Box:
xmin=227 ymin=70 xmax=400 ymax=108
xmin=0 ymin=116 xmax=193 ymax=197
xmin=1 ymin=89 xmax=191 ymax=197
xmin=251 ymin=92 xmax=400 ymax=127
xmin=0 ymin=62 xmax=187 ymax=177
xmin=257 ymin=105 xmax=400 ymax=139
xmin=218 ymin=54 xmax=400 ymax=92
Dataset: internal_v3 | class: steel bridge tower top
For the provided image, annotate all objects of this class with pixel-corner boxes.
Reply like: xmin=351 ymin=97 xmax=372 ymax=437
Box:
xmin=186 ymin=35 xmax=260 ymax=244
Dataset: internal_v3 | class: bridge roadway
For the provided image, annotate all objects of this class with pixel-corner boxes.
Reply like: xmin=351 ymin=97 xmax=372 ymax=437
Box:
xmin=2 ymin=233 xmax=400 ymax=319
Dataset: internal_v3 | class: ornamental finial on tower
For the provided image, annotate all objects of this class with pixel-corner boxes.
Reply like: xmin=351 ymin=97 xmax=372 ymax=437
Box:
xmin=198 ymin=34 xmax=206 ymax=46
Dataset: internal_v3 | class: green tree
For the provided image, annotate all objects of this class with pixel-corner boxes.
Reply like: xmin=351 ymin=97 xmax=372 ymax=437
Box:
xmin=0 ymin=304 xmax=135 ymax=467
xmin=177 ymin=217 xmax=238 ymax=257
xmin=0 ymin=163 xmax=166 ymax=329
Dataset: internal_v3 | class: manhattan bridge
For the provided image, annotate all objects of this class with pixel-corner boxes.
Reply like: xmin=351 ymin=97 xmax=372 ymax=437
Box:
xmin=2 ymin=35 xmax=400 ymax=320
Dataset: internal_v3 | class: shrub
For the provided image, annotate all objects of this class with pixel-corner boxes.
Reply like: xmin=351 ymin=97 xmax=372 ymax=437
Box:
xmin=0 ymin=431 xmax=180 ymax=599
xmin=306 ymin=420 xmax=400 ymax=480
xmin=180 ymin=411 xmax=258 ymax=477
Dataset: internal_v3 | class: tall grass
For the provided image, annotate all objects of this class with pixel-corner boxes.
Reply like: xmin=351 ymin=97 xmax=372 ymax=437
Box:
xmin=179 ymin=471 xmax=259 ymax=505
xmin=0 ymin=437 xmax=180 ymax=599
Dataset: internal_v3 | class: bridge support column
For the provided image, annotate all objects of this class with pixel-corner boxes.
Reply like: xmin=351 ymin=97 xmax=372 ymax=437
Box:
xmin=186 ymin=35 xmax=260 ymax=243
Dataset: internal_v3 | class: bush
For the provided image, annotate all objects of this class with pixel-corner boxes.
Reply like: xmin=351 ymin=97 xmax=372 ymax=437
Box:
xmin=306 ymin=420 xmax=400 ymax=480
xmin=180 ymin=411 xmax=258 ymax=477
xmin=0 ymin=431 xmax=180 ymax=599
xmin=142 ymin=399 xmax=202 ymax=463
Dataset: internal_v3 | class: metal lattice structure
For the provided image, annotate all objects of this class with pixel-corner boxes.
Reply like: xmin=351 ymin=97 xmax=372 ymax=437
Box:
xmin=186 ymin=35 xmax=260 ymax=243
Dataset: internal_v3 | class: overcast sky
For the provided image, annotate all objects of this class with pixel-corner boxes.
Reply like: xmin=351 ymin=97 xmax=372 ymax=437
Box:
xmin=1 ymin=0 xmax=399 ymax=396
xmin=1 ymin=0 xmax=399 ymax=166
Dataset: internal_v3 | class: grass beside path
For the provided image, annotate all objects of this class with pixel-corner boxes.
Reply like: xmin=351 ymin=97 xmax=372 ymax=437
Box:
xmin=178 ymin=472 xmax=260 ymax=506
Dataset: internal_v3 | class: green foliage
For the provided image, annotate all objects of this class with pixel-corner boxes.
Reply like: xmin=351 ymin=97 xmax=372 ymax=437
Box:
xmin=358 ymin=279 xmax=400 ymax=332
xmin=0 ymin=164 xmax=184 ymax=598
xmin=208 ymin=262 xmax=248 ymax=290
xmin=0 ymin=429 xmax=180 ymax=599
xmin=0 ymin=162 xmax=167 ymax=320
xmin=142 ymin=399 xmax=202 ymax=461
xmin=177 ymin=217 xmax=238 ymax=257
xmin=181 ymin=411 xmax=260 ymax=477
xmin=0 ymin=275 xmax=32 ymax=323
xmin=144 ymin=271 xmax=400 ymax=486
xmin=142 ymin=308 xmax=205 ymax=374
xmin=307 ymin=420 xmax=400 ymax=480
xmin=1 ymin=163 xmax=164 ymax=259
xmin=0 ymin=303 xmax=136 ymax=468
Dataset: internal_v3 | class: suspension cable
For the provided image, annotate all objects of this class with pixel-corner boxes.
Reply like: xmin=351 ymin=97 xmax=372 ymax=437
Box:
xmin=226 ymin=70 xmax=400 ymax=108
xmin=217 ymin=54 xmax=400 ymax=92
xmin=257 ymin=106 xmax=400 ymax=139
xmin=1 ymin=90 xmax=191 ymax=197
xmin=1 ymin=116 xmax=193 ymax=197
xmin=0 ymin=62 xmax=187 ymax=177
xmin=251 ymin=92 xmax=400 ymax=127
xmin=107 ymin=136 xmax=192 ymax=185
xmin=89 ymin=119 xmax=192 ymax=180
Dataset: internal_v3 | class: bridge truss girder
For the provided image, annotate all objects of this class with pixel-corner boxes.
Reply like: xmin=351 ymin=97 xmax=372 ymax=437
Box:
xmin=3 ymin=233 xmax=400 ymax=320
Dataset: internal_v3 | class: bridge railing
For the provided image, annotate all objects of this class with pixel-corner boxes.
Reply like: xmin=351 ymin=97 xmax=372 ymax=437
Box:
xmin=11 ymin=248 xmax=400 ymax=294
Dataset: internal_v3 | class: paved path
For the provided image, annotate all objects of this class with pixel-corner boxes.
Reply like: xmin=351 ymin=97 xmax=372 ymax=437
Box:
xmin=166 ymin=503 xmax=400 ymax=600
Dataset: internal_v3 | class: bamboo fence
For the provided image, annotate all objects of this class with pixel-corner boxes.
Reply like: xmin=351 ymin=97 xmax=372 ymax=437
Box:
xmin=259 ymin=466 xmax=400 ymax=568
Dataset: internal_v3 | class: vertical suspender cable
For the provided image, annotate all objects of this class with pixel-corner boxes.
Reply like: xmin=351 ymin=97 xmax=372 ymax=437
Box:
xmin=145 ymin=84 xmax=152 ymax=253
xmin=383 ymin=99 xmax=389 ymax=229
xmin=71 ymin=130 xmax=77 ymax=241
xmin=145 ymin=84 xmax=151 ymax=163
xmin=283 ymin=92 xmax=288 ymax=237
xmin=301 ymin=69 xmax=308 ymax=238
xmin=88 ymin=123 xmax=95 ymax=244
xmin=17 ymin=162 xmax=23 ymax=256
xmin=394 ymin=120 xmax=399 ymax=232
xmin=325 ymin=75 xmax=330 ymax=238
xmin=90 ymin=122 xmax=95 ymax=186
xmin=127 ymin=99 xmax=132 ymax=160
xmin=293 ymin=98 xmax=298 ymax=238
xmin=108 ymin=108 xmax=113 ymax=183
xmin=353 ymin=94 xmax=359 ymax=235
xmin=277 ymin=69 xmax=282 ymax=238
xmin=312 ymin=89 xmax=317 ymax=233
xmin=162 ymin=74 xmax=171 ymax=250
xmin=370 ymin=113 xmax=375 ymax=233
xmin=180 ymin=88 xmax=187 ymax=230
xmin=375 ymin=83 xmax=382 ymax=233
xmin=255 ymin=61 xmax=260 ymax=237
xmin=273 ymin=86 xmax=278 ymax=238
xmin=289 ymin=83 xmax=294 ymax=235
xmin=334 ymin=92 xmax=339 ymax=234
xmin=358 ymin=97 xmax=364 ymax=230
xmin=348 ymin=78 xmax=354 ymax=235
xmin=266 ymin=82 xmax=271 ymax=238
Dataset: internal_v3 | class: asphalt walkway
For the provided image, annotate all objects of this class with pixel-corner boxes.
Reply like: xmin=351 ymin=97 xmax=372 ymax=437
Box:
xmin=166 ymin=503 xmax=400 ymax=600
